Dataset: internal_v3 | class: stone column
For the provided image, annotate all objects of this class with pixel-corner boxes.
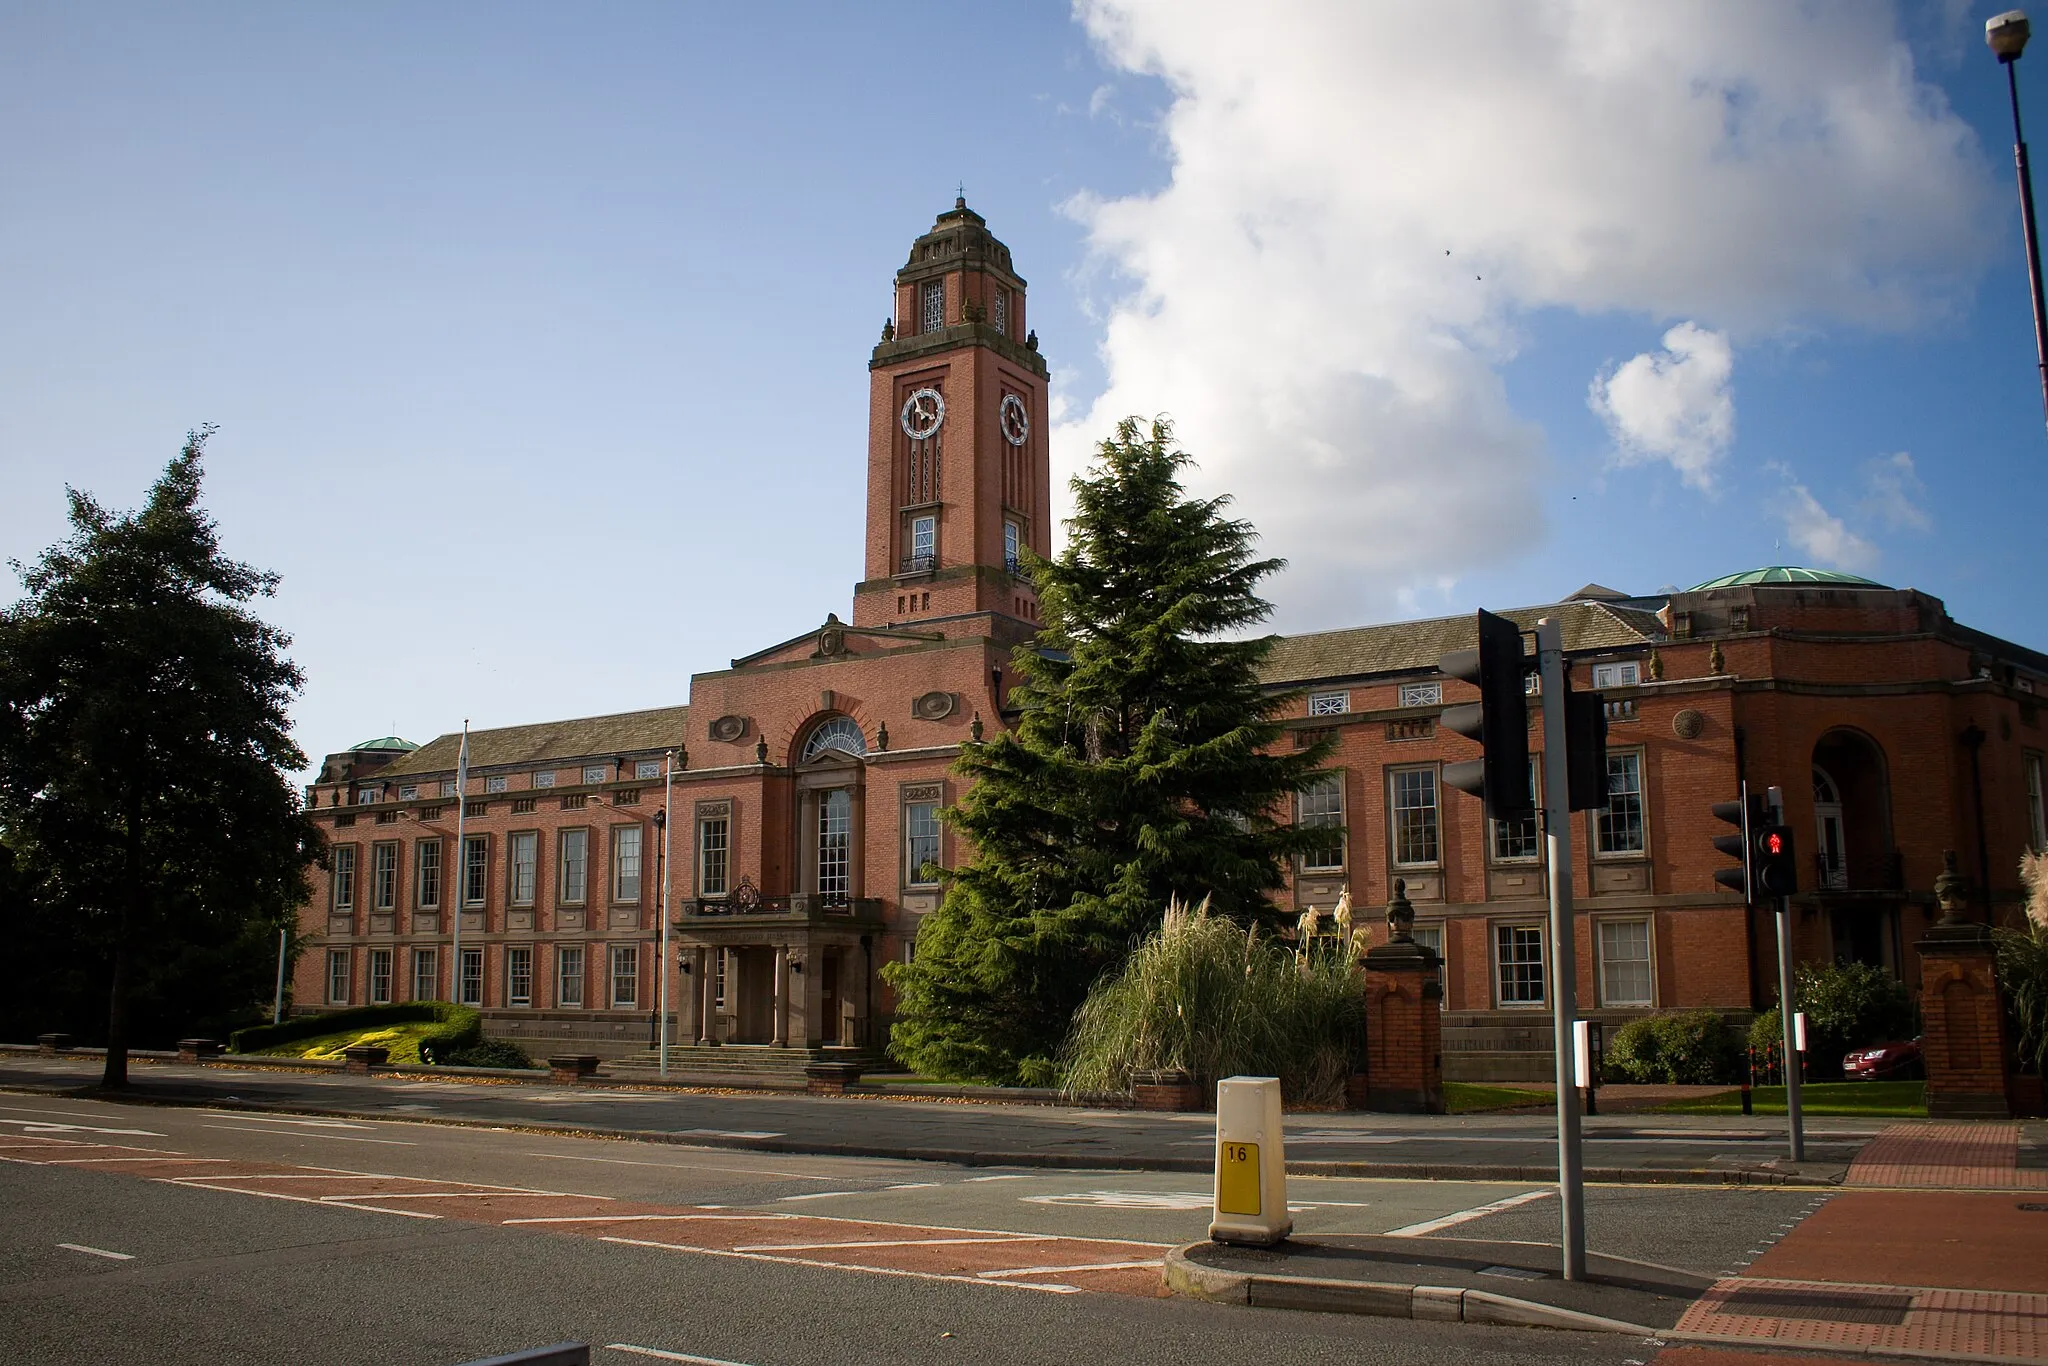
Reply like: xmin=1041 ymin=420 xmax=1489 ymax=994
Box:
xmin=1918 ymin=852 xmax=2013 ymax=1118
xmin=773 ymin=945 xmax=790 ymax=1047
xmin=1361 ymin=879 xmax=1445 ymax=1114
xmin=697 ymin=947 xmax=716 ymax=1045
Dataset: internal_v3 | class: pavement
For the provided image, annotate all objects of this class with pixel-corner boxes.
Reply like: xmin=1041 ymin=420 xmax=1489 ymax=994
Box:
xmin=0 ymin=1053 xmax=1868 ymax=1184
xmin=1164 ymin=1120 xmax=2048 ymax=1365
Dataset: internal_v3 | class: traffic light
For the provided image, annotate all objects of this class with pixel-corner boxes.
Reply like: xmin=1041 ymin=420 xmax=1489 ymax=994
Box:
xmin=1563 ymin=685 xmax=1608 ymax=811
xmin=1439 ymin=609 xmax=1533 ymax=821
xmin=1712 ymin=794 xmax=1767 ymax=899
xmin=1754 ymin=823 xmax=1798 ymax=896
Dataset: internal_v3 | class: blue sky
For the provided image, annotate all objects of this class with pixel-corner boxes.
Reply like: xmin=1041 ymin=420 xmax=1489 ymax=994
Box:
xmin=2 ymin=2 xmax=2043 ymax=776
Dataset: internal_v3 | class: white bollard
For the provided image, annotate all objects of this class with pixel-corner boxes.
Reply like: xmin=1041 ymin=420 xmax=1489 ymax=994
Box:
xmin=1210 ymin=1075 xmax=1291 ymax=1246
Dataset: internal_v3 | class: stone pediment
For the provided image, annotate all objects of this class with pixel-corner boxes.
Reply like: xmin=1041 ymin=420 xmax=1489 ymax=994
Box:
xmin=730 ymin=613 xmax=945 ymax=670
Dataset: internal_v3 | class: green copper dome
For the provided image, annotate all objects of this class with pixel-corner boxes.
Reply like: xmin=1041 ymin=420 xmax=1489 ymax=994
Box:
xmin=348 ymin=736 xmax=419 ymax=753
xmin=1688 ymin=566 xmax=1887 ymax=591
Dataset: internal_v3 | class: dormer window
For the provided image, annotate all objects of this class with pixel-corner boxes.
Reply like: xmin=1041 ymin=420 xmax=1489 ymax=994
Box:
xmin=921 ymin=280 xmax=945 ymax=334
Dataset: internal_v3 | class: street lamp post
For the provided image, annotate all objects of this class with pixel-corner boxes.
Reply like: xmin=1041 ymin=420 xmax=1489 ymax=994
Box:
xmin=1990 ymin=10 xmax=2048 ymax=435
xmin=660 ymin=750 xmax=676 ymax=1080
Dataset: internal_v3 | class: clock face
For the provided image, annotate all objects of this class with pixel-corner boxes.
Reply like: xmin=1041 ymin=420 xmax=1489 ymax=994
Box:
xmin=999 ymin=393 xmax=1030 ymax=446
xmin=900 ymin=388 xmax=946 ymax=440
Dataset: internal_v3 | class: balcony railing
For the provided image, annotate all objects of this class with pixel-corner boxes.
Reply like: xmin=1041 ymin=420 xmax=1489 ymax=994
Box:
xmin=898 ymin=553 xmax=936 ymax=576
xmin=677 ymin=894 xmax=885 ymax=925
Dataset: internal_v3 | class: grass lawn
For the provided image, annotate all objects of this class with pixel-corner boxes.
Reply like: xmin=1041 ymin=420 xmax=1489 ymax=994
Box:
xmin=1657 ymin=1080 xmax=1926 ymax=1117
xmin=1445 ymin=1081 xmax=1553 ymax=1113
xmin=242 ymin=1022 xmax=444 ymax=1064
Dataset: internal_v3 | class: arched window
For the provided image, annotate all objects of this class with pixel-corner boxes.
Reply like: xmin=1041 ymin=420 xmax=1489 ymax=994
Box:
xmin=1813 ymin=764 xmax=1846 ymax=890
xmin=801 ymin=717 xmax=867 ymax=762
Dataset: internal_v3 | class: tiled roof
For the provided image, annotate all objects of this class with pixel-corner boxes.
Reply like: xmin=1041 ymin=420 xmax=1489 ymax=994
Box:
xmin=376 ymin=705 xmax=690 ymax=778
xmin=1260 ymin=602 xmax=1662 ymax=686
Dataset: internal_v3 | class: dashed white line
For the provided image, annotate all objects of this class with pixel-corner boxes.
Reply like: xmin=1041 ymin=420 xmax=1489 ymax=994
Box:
xmin=57 ymin=1243 xmax=134 ymax=1260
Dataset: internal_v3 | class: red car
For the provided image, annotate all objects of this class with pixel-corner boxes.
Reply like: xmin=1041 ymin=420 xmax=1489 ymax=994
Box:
xmin=1843 ymin=1038 xmax=1923 ymax=1080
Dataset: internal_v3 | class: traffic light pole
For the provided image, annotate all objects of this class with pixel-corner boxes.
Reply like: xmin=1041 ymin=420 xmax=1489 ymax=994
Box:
xmin=1535 ymin=617 xmax=1587 ymax=1281
xmin=1767 ymin=785 xmax=1805 ymax=1162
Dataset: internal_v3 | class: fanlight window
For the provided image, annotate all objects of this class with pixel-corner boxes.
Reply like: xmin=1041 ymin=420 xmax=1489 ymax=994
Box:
xmin=801 ymin=717 xmax=868 ymax=762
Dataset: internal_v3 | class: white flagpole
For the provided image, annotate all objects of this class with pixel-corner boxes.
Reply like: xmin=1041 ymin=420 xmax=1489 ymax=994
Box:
xmin=450 ymin=721 xmax=469 ymax=1007
xmin=660 ymin=749 xmax=675 ymax=1080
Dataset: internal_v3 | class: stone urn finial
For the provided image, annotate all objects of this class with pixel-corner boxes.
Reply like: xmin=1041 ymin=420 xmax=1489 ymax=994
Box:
xmin=1385 ymin=878 xmax=1415 ymax=943
xmin=1934 ymin=849 xmax=1970 ymax=927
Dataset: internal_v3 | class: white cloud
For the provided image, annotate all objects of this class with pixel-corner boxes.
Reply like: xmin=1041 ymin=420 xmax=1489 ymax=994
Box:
xmin=1860 ymin=450 xmax=1931 ymax=531
xmin=1588 ymin=323 xmax=1734 ymax=491
xmin=1063 ymin=1 xmax=1994 ymax=625
xmin=1777 ymin=477 xmax=1879 ymax=572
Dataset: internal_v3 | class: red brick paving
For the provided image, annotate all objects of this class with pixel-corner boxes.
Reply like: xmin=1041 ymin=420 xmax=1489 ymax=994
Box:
xmin=1846 ymin=1122 xmax=2048 ymax=1190
xmin=1671 ymin=1170 xmax=2048 ymax=1363
xmin=1745 ymin=1191 xmax=2048 ymax=1295
xmin=1652 ymin=1350 xmax=1893 ymax=1366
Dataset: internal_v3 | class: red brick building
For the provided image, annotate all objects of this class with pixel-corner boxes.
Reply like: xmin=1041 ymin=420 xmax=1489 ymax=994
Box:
xmin=297 ymin=203 xmax=2048 ymax=1078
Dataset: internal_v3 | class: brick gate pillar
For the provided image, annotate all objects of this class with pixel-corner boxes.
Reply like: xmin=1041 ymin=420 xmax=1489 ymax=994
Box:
xmin=1362 ymin=879 xmax=1445 ymax=1114
xmin=1917 ymin=851 xmax=2013 ymax=1119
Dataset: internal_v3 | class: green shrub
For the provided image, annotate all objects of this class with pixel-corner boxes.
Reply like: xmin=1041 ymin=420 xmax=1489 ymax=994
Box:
xmin=432 ymin=1038 xmax=536 ymax=1069
xmin=1999 ymin=852 xmax=2048 ymax=1077
xmin=1057 ymin=898 xmax=1367 ymax=1107
xmin=1603 ymin=1010 xmax=1740 ymax=1084
xmin=229 ymin=1002 xmax=480 ymax=1058
xmin=1750 ymin=961 xmax=1916 ymax=1079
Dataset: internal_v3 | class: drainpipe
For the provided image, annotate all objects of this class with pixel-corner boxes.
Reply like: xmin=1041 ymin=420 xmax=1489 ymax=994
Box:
xmin=1960 ymin=724 xmax=1993 ymax=923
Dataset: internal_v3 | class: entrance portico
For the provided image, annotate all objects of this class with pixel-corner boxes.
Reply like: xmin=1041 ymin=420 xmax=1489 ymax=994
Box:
xmin=678 ymin=882 xmax=886 ymax=1050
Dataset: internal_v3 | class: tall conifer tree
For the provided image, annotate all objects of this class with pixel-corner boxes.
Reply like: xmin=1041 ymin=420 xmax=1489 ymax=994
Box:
xmin=886 ymin=417 xmax=1332 ymax=1083
xmin=0 ymin=430 xmax=321 ymax=1087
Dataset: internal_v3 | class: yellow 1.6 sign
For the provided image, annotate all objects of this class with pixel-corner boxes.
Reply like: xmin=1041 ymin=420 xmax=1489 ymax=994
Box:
xmin=1217 ymin=1139 xmax=1261 ymax=1215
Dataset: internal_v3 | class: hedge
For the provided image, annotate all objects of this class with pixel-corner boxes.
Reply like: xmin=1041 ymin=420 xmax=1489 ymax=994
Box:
xmin=228 ymin=1001 xmax=481 ymax=1055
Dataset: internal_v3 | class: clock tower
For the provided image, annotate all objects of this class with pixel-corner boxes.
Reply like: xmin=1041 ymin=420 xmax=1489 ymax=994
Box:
xmin=852 ymin=199 xmax=1052 ymax=635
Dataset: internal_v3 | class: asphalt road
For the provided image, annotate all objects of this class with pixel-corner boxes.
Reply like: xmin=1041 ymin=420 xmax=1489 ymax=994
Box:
xmin=0 ymin=1056 xmax=1867 ymax=1182
xmin=0 ymin=1092 xmax=1820 ymax=1366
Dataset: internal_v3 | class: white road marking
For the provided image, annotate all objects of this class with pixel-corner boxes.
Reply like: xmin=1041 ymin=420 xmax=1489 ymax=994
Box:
xmin=776 ymin=1190 xmax=863 ymax=1201
xmin=203 ymin=1124 xmax=416 ymax=1145
xmin=678 ymin=1129 xmax=782 ymax=1140
xmin=883 ymin=1182 xmax=939 ymax=1190
xmin=596 ymin=1235 xmax=1083 ymax=1293
xmin=157 ymin=1179 xmax=445 ymax=1219
xmin=0 ymin=1117 xmax=166 ymax=1138
xmin=736 ymin=1235 xmax=1045 ymax=1252
xmin=33 ymin=1163 xmax=226 ymax=1171
xmin=1021 ymin=1190 xmax=1211 ymax=1210
xmin=504 ymin=1213 xmax=797 ymax=1225
xmin=57 ymin=1243 xmax=134 ymax=1260
xmin=963 ymin=1174 xmax=1030 ymax=1182
xmin=1289 ymin=1200 xmax=1372 ymax=1208
xmin=1386 ymin=1189 xmax=1551 ymax=1236
xmin=605 ymin=1345 xmax=758 ymax=1365
xmin=976 ymin=1258 xmax=1161 ymax=1278
xmin=522 ymin=1152 xmax=835 ymax=1180
xmin=197 ymin=1114 xmax=376 ymax=1130
xmin=319 ymin=1190 xmax=599 ymax=1202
